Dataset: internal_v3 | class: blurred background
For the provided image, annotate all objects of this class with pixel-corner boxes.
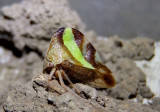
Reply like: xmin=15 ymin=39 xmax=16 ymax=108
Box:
xmin=0 ymin=0 xmax=160 ymax=40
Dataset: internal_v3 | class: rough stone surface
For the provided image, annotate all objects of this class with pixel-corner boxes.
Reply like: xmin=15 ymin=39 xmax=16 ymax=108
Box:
xmin=123 ymin=37 xmax=155 ymax=60
xmin=0 ymin=48 xmax=42 ymax=97
xmin=0 ymin=0 xmax=85 ymax=98
xmin=90 ymin=36 xmax=155 ymax=101
xmin=151 ymin=97 xmax=160 ymax=111
xmin=0 ymin=0 xmax=85 ymax=56
xmin=0 ymin=74 xmax=157 ymax=112
xmin=135 ymin=42 xmax=160 ymax=97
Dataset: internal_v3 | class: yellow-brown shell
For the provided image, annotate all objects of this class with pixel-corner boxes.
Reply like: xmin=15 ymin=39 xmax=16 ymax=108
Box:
xmin=43 ymin=27 xmax=116 ymax=88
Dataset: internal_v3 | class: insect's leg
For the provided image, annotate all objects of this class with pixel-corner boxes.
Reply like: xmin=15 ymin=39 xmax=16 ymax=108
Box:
xmin=60 ymin=70 xmax=80 ymax=94
xmin=47 ymin=68 xmax=66 ymax=94
xmin=48 ymin=68 xmax=56 ymax=81
xmin=57 ymin=70 xmax=75 ymax=94
xmin=57 ymin=70 xmax=90 ymax=100
xmin=60 ymin=70 xmax=74 ymax=85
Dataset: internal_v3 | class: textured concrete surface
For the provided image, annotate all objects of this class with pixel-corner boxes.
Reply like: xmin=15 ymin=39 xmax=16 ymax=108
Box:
xmin=1 ymin=0 xmax=160 ymax=41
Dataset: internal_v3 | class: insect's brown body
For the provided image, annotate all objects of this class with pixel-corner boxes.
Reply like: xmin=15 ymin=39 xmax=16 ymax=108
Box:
xmin=43 ymin=27 xmax=115 ymax=89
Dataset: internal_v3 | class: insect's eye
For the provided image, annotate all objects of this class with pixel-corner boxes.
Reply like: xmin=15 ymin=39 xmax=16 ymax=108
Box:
xmin=49 ymin=63 xmax=54 ymax=67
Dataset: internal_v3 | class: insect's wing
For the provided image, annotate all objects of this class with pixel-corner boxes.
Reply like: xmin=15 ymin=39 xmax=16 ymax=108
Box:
xmin=87 ymin=63 xmax=116 ymax=88
xmin=60 ymin=60 xmax=115 ymax=88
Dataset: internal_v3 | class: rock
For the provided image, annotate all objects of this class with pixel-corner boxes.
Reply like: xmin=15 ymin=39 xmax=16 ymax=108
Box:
xmin=109 ymin=74 xmax=139 ymax=99
xmin=0 ymin=74 xmax=157 ymax=112
xmin=138 ymin=82 xmax=154 ymax=98
xmin=105 ymin=58 xmax=154 ymax=100
xmin=151 ymin=97 xmax=160 ymax=111
xmin=74 ymin=83 xmax=97 ymax=99
xmin=0 ymin=0 xmax=86 ymax=98
xmin=87 ymin=36 xmax=155 ymax=106
xmin=123 ymin=37 xmax=154 ymax=60
xmin=0 ymin=47 xmax=25 ymax=97
xmin=0 ymin=50 xmax=42 ymax=97
xmin=112 ymin=58 xmax=146 ymax=83
xmin=93 ymin=36 xmax=154 ymax=63
xmin=135 ymin=42 xmax=160 ymax=97
xmin=0 ymin=0 xmax=85 ymax=56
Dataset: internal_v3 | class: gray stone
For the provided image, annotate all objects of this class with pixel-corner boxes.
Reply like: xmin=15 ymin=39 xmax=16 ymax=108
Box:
xmin=0 ymin=74 xmax=156 ymax=112
xmin=0 ymin=0 xmax=85 ymax=56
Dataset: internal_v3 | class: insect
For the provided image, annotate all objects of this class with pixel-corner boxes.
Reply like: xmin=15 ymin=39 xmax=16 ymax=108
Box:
xmin=43 ymin=27 xmax=115 ymax=93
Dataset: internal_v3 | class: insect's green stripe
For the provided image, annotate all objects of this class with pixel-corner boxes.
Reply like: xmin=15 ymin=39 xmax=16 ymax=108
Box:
xmin=63 ymin=27 xmax=94 ymax=69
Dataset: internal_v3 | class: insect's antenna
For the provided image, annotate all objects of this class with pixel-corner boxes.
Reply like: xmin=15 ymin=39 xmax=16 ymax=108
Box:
xmin=60 ymin=70 xmax=81 ymax=94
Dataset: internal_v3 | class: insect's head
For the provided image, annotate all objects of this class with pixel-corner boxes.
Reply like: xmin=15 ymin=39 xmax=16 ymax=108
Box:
xmin=43 ymin=57 xmax=54 ymax=74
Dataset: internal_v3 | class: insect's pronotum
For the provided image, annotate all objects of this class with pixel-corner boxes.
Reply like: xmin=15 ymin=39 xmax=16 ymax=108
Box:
xmin=43 ymin=27 xmax=116 ymax=93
